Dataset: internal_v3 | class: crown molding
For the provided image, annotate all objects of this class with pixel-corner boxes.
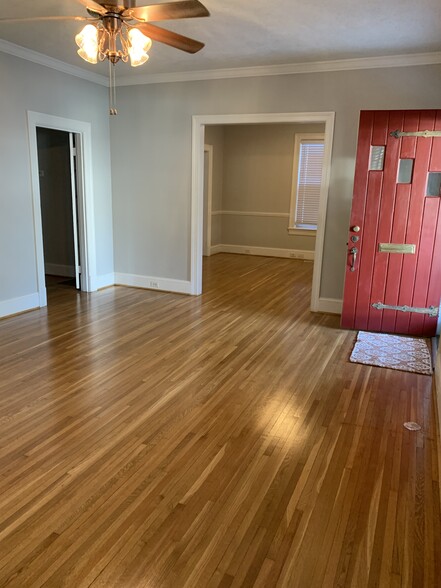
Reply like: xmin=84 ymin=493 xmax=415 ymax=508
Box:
xmin=116 ymin=51 xmax=441 ymax=86
xmin=0 ymin=39 xmax=108 ymax=86
xmin=1 ymin=38 xmax=440 ymax=88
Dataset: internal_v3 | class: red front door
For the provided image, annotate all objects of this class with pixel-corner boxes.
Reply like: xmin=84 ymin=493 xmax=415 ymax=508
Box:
xmin=341 ymin=110 xmax=441 ymax=337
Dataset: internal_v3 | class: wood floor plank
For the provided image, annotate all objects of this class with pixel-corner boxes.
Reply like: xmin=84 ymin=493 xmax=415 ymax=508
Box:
xmin=0 ymin=254 xmax=439 ymax=587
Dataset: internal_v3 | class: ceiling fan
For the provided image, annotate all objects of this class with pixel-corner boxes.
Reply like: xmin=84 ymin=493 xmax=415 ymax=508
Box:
xmin=0 ymin=0 xmax=210 ymax=113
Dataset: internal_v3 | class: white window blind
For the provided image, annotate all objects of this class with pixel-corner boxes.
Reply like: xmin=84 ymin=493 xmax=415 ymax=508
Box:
xmin=295 ymin=141 xmax=324 ymax=228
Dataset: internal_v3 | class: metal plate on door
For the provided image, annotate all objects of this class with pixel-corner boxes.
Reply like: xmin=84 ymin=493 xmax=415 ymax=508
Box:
xmin=378 ymin=243 xmax=416 ymax=254
xmin=372 ymin=302 xmax=439 ymax=317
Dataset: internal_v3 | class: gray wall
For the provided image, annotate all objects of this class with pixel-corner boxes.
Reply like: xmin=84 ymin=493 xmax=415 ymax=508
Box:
xmin=2 ymin=55 xmax=440 ymax=306
xmin=37 ymin=128 xmax=75 ymax=273
xmin=110 ymin=64 xmax=441 ymax=299
xmin=0 ymin=51 xmax=113 ymax=306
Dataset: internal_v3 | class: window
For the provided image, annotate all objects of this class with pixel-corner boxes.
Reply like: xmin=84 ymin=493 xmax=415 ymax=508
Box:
xmin=427 ymin=172 xmax=441 ymax=197
xmin=289 ymin=133 xmax=324 ymax=233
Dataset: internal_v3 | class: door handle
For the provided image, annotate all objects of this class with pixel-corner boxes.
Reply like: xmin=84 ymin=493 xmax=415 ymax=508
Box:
xmin=350 ymin=247 xmax=358 ymax=272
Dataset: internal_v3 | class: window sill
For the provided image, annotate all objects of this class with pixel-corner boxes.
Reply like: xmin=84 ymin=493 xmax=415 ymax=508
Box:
xmin=288 ymin=226 xmax=317 ymax=236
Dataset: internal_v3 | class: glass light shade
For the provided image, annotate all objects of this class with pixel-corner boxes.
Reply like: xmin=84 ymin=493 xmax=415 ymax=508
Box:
xmin=128 ymin=28 xmax=151 ymax=67
xmin=75 ymin=24 xmax=99 ymax=64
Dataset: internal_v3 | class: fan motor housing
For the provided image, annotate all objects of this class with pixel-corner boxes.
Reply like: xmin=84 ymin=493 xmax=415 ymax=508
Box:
xmin=102 ymin=14 xmax=122 ymax=33
xmin=101 ymin=1 xmax=136 ymax=12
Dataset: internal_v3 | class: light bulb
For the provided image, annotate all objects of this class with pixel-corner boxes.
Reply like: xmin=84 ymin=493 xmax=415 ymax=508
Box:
xmin=75 ymin=24 xmax=99 ymax=64
xmin=128 ymin=28 xmax=151 ymax=67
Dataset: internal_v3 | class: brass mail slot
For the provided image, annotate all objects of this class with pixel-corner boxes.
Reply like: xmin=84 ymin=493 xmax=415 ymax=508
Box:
xmin=378 ymin=243 xmax=416 ymax=254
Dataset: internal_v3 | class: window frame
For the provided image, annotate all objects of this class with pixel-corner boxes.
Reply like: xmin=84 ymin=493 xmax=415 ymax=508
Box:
xmin=288 ymin=133 xmax=325 ymax=234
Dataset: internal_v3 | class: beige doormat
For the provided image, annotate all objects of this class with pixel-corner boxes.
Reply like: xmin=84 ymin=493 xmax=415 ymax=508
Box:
xmin=350 ymin=331 xmax=433 ymax=375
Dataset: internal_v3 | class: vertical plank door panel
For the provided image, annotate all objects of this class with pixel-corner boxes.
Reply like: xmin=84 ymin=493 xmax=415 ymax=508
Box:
xmin=368 ymin=111 xmax=403 ymax=332
xmin=422 ymin=203 xmax=441 ymax=334
xmin=400 ymin=110 xmax=420 ymax=159
xmin=408 ymin=198 xmax=439 ymax=335
xmin=354 ymin=170 xmax=383 ymax=330
xmin=395 ymin=111 xmax=435 ymax=334
xmin=429 ymin=111 xmax=441 ymax=171
xmin=382 ymin=185 xmax=411 ymax=333
xmin=341 ymin=111 xmax=374 ymax=329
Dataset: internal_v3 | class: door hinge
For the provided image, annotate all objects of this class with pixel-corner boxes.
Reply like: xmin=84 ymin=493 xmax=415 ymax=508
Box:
xmin=390 ymin=129 xmax=441 ymax=139
xmin=372 ymin=302 xmax=439 ymax=317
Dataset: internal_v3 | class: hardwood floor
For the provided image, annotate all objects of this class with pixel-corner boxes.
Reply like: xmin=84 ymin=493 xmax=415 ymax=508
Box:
xmin=0 ymin=254 xmax=439 ymax=587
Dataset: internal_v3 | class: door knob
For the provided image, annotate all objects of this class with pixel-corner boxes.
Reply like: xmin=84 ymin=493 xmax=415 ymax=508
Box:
xmin=352 ymin=226 xmax=361 ymax=232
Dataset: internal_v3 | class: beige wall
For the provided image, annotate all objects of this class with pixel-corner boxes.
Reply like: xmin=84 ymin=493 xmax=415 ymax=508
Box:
xmin=204 ymin=126 xmax=224 ymax=247
xmin=204 ymin=122 xmax=324 ymax=253
xmin=220 ymin=123 xmax=324 ymax=251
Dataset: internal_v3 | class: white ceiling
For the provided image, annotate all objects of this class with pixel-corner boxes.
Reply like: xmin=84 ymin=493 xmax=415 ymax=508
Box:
xmin=0 ymin=0 xmax=440 ymax=79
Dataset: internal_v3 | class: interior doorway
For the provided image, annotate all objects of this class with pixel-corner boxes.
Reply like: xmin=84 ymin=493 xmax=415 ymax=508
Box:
xmin=28 ymin=111 xmax=97 ymax=308
xmin=192 ymin=112 xmax=335 ymax=312
xmin=36 ymin=128 xmax=81 ymax=294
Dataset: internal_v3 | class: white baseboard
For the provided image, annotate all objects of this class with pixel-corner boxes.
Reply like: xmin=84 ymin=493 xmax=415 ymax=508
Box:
xmin=316 ymin=297 xmax=342 ymax=315
xmin=0 ymin=292 xmax=40 ymax=319
xmin=209 ymin=244 xmax=315 ymax=260
xmin=45 ymin=263 xmax=75 ymax=277
xmin=210 ymin=244 xmax=224 ymax=255
xmin=93 ymin=273 xmax=115 ymax=291
xmin=114 ymin=272 xmax=192 ymax=295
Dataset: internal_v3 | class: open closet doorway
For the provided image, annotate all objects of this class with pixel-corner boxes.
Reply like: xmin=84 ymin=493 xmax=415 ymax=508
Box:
xmin=36 ymin=128 xmax=81 ymax=294
xmin=28 ymin=111 xmax=97 ymax=308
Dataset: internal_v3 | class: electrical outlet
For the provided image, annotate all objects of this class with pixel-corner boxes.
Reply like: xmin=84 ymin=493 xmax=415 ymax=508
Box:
xmin=149 ymin=281 xmax=159 ymax=288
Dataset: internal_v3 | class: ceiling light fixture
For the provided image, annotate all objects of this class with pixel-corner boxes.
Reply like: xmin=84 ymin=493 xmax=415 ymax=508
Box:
xmin=76 ymin=14 xmax=152 ymax=114
xmin=0 ymin=1 xmax=209 ymax=115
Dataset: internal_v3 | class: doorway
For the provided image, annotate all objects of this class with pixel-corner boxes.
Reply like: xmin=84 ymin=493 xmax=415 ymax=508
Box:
xmin=192 ymin=112 xmax=335 ymax=312
xmin=28 ymin=111 xmax=97 ymax=308
xmin=37 ymin=128 xmax=81 ymax=294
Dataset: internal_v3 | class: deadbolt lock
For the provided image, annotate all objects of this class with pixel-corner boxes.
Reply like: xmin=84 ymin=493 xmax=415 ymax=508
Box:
xmin=351 ymin=236 xmax=360 ymax=243
xmin=352 ymin=226 xmax=361 ymax=232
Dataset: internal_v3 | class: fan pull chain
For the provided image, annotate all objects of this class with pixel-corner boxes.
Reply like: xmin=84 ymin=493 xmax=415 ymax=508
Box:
xmin=109 ymin=60 xmax=118 ymax=116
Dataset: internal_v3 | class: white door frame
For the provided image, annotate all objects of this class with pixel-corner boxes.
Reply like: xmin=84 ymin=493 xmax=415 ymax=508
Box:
xmin=203 ymin=144 xmax=213 ymax=256
xmin=68 ymin=132 xmax=81 ymax=289
xmin=191 ymin=112 xmax=335 ymax=311
xmin=27 ymin=111 xmax=97 ymax=307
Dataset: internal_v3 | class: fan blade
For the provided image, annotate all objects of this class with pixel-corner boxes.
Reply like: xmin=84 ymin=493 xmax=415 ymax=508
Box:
xmin=124 ymin=1 xmax=209 ymax=22
xmin=0 ymin=16 xmax=96 ymax=24
xmin=136 ymin=22 xmax=204 ymax=53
